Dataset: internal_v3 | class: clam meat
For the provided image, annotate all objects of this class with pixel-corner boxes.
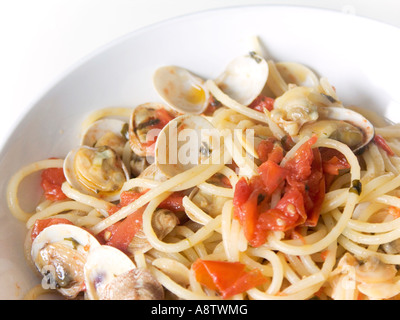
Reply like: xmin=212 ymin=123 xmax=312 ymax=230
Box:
xmin=80 ymin=118 xmax=128 ymax=157
xmin=31 ymin=224 xmax=101 ymax=299
xmin=129 ymin=102 xmax=176 ymax=157
xmin=63 ymin=145 xmax=130 ymax=201
xmin=84 ymin=245 xmax=163 ymax=300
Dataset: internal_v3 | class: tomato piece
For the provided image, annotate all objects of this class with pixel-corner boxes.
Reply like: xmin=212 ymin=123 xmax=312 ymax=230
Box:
xmin=374 ymin=134 xmax=395 ymax=156
xmin=388 ymin=206 xmax=400 ymax=218
xmin=284 ymin=135 xmax=317 ymax=182
xmin=31 ymin=218 xmax=73 ymax=242
xmin=233 ymin=136 xmax=326 ymax=247
xmin=103 ymin=190 xmax=147 ymax=252
xmin=257 ymin=138 xmax=283 ymax=164
xmin=104 ymin=208 xmax=144 ymax=253
xmin=140 ymin=108 xmax=175 ymax=153
xmin=258 ymin=160 xmax=287 ymax=195
xmin=248 ymin=95 xmax=275 ymax=112
xmin=233 ymin=177 xmax=266 ymax=243
xmin=251 ymin=187 xmax=307 ymax=247
xmin=158 ymin=192 xmax=185 ymax=213
xmin=303 ymin=148 xmax=325 ymax=226
xmin=233 ymin=177 xmax=253 ymax=209
xmin=257 ymin=138 xmax=275 ymax=163
xmin=40 ymin=167 xmax=67 ymax=201
xmin=192 ymin=259 xmax=267 ymax=299
xmin=320 ymin=147 xmax=350 ymax=175
xmin=108 ymin=190 xmax=147 ymax=215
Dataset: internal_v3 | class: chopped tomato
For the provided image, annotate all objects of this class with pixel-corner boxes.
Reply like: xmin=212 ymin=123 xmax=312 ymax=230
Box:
xmin=388 ymin=206 xmax=400 ymax=218
xmin=233 ymin=177 xmax=266 ymax=243
xmin=104 ymin=190 xmax=147 ymax=252
xmin=104 ymin=189 xmax=185 ymax=252
xmin=285 ymin=135 xmax=318 ymax=182
xmin=40 ymin=167 xmax=67 ymax=201
xmin=302 ymin=148 xmax=325 ymax=227
xmin=258 ymin=160 xmax=287 ymax=195
xmin=31 ymin=218 xmax=73 ymax=242
xmin=107 ymin=190 xmax=147 ymax=215
xmin=374 ymin=134 xmax=395 ymax=156
xmin=248 ymin=95 xmax=275 ymax=112
xmin=158 ymin=192 xmax=185 ymax=213
xmin=233 ymin=135 xmax=325 ymax=247
xmin=253 ymin=187 xmax=307 ymax=246
xmin=257 ymin=138 xmax=275 ymax=163
xmin=192 ymin=259 xmax=267 ymax=299
xmin=104 ymin=208 xmax=144 ymax=253
xmin=320 ymin=148 xmax=350 ymax=175
xmin=233 ymin=177 xmax=253 ymax=209
xmin=140 ymin=108 xmax=175 ymax=153
xmin=257 ymin=138 xmax=284 ymax=164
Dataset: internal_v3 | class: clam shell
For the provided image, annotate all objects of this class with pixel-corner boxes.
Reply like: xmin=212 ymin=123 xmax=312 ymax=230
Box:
xmin=80 ymin=118 xmax=127 ymax=156
xmin=63 ymin=145 xmax=130 ymax=201
xmin=153 ymin=66 xmax=209 ymax=114
xmin=215 ymin=52 xmax=269 ymax=106
xmin=31 ymin=224 xmax=101 ymax=298
xmin=128 ymin=102 xmax=175 ymax=157
xmin=316 ymin=106 xmax=375 ymax=153
xmin=154 ymin=114 xmax=220 ymax=177
xmin=84 ymin=245 xmax=136 ymax=300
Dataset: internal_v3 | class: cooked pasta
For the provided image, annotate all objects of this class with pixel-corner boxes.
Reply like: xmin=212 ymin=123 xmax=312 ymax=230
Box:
xmin=7 ymin=42 xmax=400 ymax=300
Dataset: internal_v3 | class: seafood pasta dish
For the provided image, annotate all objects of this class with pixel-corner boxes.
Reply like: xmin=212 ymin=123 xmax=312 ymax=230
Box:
xmin=7 ymin=40 xmax=400 ymax=300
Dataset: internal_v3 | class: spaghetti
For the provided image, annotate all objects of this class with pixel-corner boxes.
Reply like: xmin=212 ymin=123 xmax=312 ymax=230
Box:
xmin=7 ymin=46 xmax=400 ymax=300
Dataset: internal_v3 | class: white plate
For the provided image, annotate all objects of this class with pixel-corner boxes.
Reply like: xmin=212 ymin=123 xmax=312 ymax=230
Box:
xmin=1 ymin=5 xmax=400 ymax=299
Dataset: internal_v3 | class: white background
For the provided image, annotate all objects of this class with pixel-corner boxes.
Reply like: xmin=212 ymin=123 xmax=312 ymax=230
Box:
xmin=1 ymin=0 xmax=400 ymax=150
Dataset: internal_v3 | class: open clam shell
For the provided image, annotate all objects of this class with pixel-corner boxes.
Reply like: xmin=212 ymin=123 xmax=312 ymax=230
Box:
xmin=154 ymin=114 xmax=221 ymax=177
xmin=31 ymin=224 xmax=101 ymax=298
xmin=275 ymin=62 xmax=319 ymax=87
xmin=215 ymin=52 xmax=269 ymax=106
xmin=80 ymin=118 xmax=128 ymax=156
xmin=63 ymin=145 xmax=130 ymax=201
xmin=84 ymin=245 xmax=136 ymax=300
xmin=153 ymin=66 xmax=209 ymax=115
xmin=128 ymin=102 xmax=176 ymax=157
xmin=299 ymin=106 xmax=375 ymax=154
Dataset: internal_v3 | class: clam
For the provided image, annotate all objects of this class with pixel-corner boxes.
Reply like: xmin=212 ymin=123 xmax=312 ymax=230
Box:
xmin=153 ymin=66 xmax=209 ymax=114
xmin=215 ymin=52 xmax=269 ymax=106
xmin=298 ymin=106 xmax=375 ymax=154
xmin=84 ymin=245 xmax=163 ymax=300
xmin=84 ymin=245 xmax=135 ymax=299
xmin=154 ymin=114 xmax=221 ymax=177
xmin=127 ymin=209 xmax=179 ymax=255
xmin=152 ymin=52 xmax=269 ymax=115
xmin=128 ymin=102 xmax=176 ymax=157
xmin=275 ymin=62 xmax=319 ymax=87
xmin=271 ymin=86 xmax=320 ymax=136
xmin=80 ymin=118 xmax=128 ymax=157
xmin=63 ymin=145 xmax=130 ymax=201
xmin=31 ymin=224 xmax=101 ymax=298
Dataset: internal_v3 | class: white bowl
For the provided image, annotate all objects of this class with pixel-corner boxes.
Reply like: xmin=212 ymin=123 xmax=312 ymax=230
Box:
xmin=1 ymin=5 xmax=400 ymax=299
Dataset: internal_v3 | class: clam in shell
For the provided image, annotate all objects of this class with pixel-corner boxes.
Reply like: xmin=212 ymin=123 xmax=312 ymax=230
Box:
xmin=154 ymin=114 xmax=221 ymax=177
xmin=31 ymin=224 xmax=101 ymax=299
xmin=84 ymin=245 xmax=163 ymax=300
xmin=153 ymin=66 xmax=209 ymax=115
xmin=63 ymin=145 xmax=130 ymax=201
